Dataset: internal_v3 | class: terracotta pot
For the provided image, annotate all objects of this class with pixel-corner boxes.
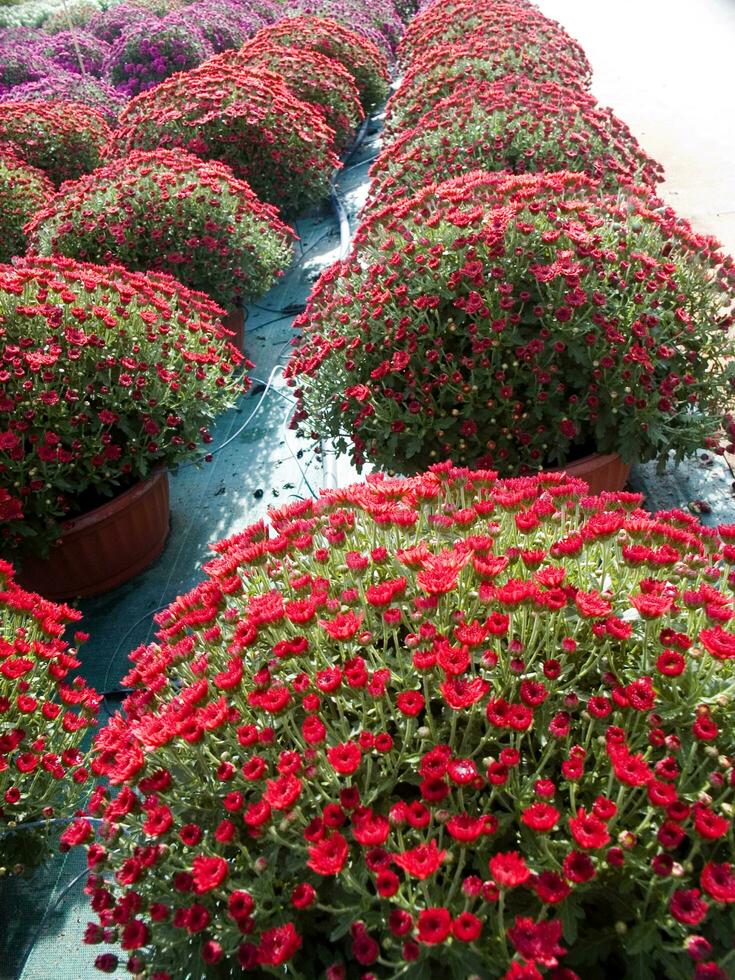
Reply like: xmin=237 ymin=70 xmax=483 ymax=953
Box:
xmin=221 ymin=305 xmax=245 ymax=351
xmin=551 ymin=451 xmax=631 ymax=494
xmin=18 ymin=470 xmax=170 ymax=601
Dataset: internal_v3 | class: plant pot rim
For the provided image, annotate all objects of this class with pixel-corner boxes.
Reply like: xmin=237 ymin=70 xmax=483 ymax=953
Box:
xmin=555 ymin=450 xmax=626 ymax=472
xmin=19 ymin=469 xmax=170 ymax=600
xmin=57 ymin=468 xmax=168 ymax=539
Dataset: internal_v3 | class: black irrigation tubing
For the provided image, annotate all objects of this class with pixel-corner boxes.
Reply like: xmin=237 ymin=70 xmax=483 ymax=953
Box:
xmin=330 ymin=114 xmax=371 ymax=263
xmin=181 ymin=118 xmax=375 ymax=478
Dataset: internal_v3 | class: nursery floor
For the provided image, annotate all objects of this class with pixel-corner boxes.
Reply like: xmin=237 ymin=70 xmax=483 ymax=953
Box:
xmin=4 ymin=1 xmax=735 ymax=974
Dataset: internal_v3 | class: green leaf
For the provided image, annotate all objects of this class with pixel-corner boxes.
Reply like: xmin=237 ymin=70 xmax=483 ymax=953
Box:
xmin=328 ymin=916 xmax=354 ymax=943
xmin=566 ymin=930 xmax=616 ymax=967
xmin=624 ymin=955 xmax=656 ymax=980
xmin=559 ymin=895 xmax=585 ymax=945
xmin=623 ymin=921 xmax=659 ymax=956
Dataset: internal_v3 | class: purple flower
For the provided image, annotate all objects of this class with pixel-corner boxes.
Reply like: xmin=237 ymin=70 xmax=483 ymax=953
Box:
xmin=105 ymin=19 xmax=212 ymax=96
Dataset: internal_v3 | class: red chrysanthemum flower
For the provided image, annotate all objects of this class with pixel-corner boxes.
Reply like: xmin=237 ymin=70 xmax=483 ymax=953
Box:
xmin=700 ymin=863 xmax=735 ymax=903
xmin=417 ymin=907 xmax=452 ymax=945
xmin=307 ymin=832 xmax=349 ymax=876
xmin=522 ymin=802 xmax=560 ymax=833
xmin=670 ymin=888 xmax=709 ymax=926
xmin=192 ymin=855 xmax=228 ymax=894
xmin=489 ymin=851 xmax=531 ymax=888
xmin=569 ymin=808 xmax=610 ymax=850
xmin=393 ymin=839 xmax=446 ymax=880
xmin=327 ymin=741 xmax=362 ymax=775
xmin=508 ymin=916 xmax=566 ymax=967
xmin=452 ymin=911 xmax=482 ymax=942
xmin=257 ymin=922 xmax=302 ymax=966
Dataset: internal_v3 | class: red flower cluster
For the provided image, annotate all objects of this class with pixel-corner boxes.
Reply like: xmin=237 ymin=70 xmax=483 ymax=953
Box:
xmin=286 ymin=170 xmax=735 ymax=474
xmin=0 ymin=256 xmax=246 ymax=559
xmin=25 ymin=148 xmax=294 ymax=310
xmin=218 ymin=40 xmax=364 ymax=154
xmin=0 ymin=147 xmax=53 ymax=262
xmin=107 ymin=59 xmax=341 ymax=214
xmin=370 ymin=76 xmax=663 ymax=207
xmin=0 ymin=559 xmax=99 ymax=872
xmin=0 ymin=100 xmax=111 ymax=185
xmin=249 ymin=15 xmax=390 ymax=111
xmin=385 ymin=29 xmax=590 ymax=135
xmin=397 ymin=0 xmax=590 ymax=76
xmin=74 ymin=467 xmax=735 ymax=978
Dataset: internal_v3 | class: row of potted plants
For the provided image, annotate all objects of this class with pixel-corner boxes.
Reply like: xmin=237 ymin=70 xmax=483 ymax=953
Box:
xmin=0 ymin=10 xmax=392 ymax=596
xmin=0 ymin=4 xmax=402 ymax=892
xmin=0 ymin=0 xmax=409 ymax=114
xmin=284 ymin=0 xmax=735 ymax=494
xmin=0 ymin=0 xmax=405 ymax=898
xmin=1 ymin=1 xmax=734 ymax=979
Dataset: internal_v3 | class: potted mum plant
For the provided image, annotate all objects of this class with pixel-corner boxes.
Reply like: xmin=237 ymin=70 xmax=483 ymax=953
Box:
xmin=251 ymin=14 xmax=391 ymax=112
xmin=0 ymin=148 xmax=53 ymax=262
xmin=369 ymin=77 xmax=664 ymax=208
xmin=104 ymin=17 xmax=212 ymax=96
xmin=383 ymin=33 xmax=592 ymax=136
xmin=397 ymin=0 xmax=590 ymax=72
xmin=163 ymin=0 xmax=272 ymax=55
xmin=36 ymin=29 xmax=110 ymax=76
xmin=26 ymin=148 xmax=295 ymax=349
xmin=285 ymin=171 xmax=735 ymax=485
xmin=74 ymin=465 xmax=735 ymax=978
xmin=0 ymin=41 xmax=56 ymax=93
xmin=108 ymin=61 xmax=340 ymax=215
xmin=0 ymin=100 xmax=111 ymax=184
xmin=219 ymin=41 xmax=364 ymax=154
xmin=0 ymin=559 xmax=99 ymax=873
xmin=86 ymin=2 xmax=151 ymax=43
xmin=0 ymin=256 xmax=247 ymax=600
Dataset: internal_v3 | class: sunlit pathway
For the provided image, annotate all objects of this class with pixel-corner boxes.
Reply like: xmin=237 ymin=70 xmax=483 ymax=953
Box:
xmin=536 ymin=0 xmax=735 ymax=253
xmin=534 ymin=0 xmax=735 ymax=518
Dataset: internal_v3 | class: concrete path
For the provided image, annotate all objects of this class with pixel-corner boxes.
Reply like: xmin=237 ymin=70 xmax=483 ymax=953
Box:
xmin=535 ymin=0 xmax=735 ymax=522
xmin=536 ymin=0 xmax=735 ymax=254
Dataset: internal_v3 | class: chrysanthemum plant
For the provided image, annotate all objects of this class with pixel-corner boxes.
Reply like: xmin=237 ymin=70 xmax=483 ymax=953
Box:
xmin=0 ymin=257 xmax=247 ymax=559
xmin=73 ymin=466 xmax=735 ymax=979
xmin=0 ymin=99 xmax=111 ymax=185
xmin=251 ymin=15 xmax=390 ymax=112
xmin=26 ymin=149 xmax=294 ymax=311
xmin=108 ymin=61 xmax=340 ymax=214
xmin=0 ymin=560 xmax=99 ymax=873
xmin=286 ymin=172 xmax=735 ymax=476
